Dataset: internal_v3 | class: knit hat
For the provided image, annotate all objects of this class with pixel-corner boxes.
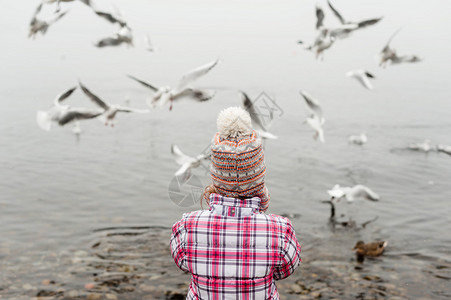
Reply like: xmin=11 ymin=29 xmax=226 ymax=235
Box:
xmin=210 ymin=106 xmax=270 ymax=212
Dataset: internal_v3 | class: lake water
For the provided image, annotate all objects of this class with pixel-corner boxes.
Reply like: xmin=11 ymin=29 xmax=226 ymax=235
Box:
xmin=1 ymin=0 xmax=451 ymax=299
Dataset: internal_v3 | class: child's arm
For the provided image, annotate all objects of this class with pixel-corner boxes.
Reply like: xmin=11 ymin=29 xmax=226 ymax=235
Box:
xmin=170 ymin=216 xmax=189 ymax=273
xmin=273 ymin=220 xmax=301 ymax=280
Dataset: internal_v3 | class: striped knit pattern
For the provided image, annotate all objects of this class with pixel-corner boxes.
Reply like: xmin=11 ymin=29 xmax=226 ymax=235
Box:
xmin=210 ymin=130 xmax=270 ymax=212
xmin=170 ymin=194 xmax=302 ymax=299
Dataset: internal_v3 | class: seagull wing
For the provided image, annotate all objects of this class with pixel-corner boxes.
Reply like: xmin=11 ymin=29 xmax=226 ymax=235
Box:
xmin=94 ymin=10 xmax=127 ymax=27
xmin=30 ymin=3 xmax=43 ymax=25
xmin=171 ymin=144 xmax=194 ymax=166
xmin=355 ymin=72 xmax=373 ymax=90
xmin=79 ymin=0 xmax=94 ymax=7
xmin=174 ymin=88 xmax=216 ymax=102
xmin=365 ymin=71 xmax=375 ymax=79
xmin=357 ymin=17 xmax=382 ymax=28
xmin=382 ymin=28 xmax=401 ymax=52
xmin=241 ymin=91 xmax=266 ymax=131
xmin=58 ymin=108 xmax=103 ymax=125
xmin=126 ymin=74 xmax=158 ymax=92
xmin=95 ymin=36 xmax=124 ymax=47
xmin=315 ymin=5 xmax=325 ymax=29
xmin=300 ymin=90 xmax=322 ymax=119
xmin=329 ymin=23 xmax=358 ymax=37
xmin=327 ymin=0 xmax=346 ymax=24
xmin=116 ymin=106 xmax=150 ymax=113
xmin=175 ymin=163 xmax=192 ymax=177
xmin=256 ymin=129 xmax=278 ymax=140
xmin=78 ymin=82 xmax=110 ymax=110
xmin=53 ymin=86 xmax=77 ymax=106
xmin=175 ymin=59 xmax=219 ymax=92
xmin=48 ymin=10 xmax=68 ymax=25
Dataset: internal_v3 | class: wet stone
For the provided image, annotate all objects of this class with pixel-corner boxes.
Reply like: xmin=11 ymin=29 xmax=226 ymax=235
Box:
xmin=87 ymin=293 xmax=102 ymax=300
xmin=290 ymin=283 xmax=302 ymax=294
xmin=105 ymin=293 xmax=118 ymax=300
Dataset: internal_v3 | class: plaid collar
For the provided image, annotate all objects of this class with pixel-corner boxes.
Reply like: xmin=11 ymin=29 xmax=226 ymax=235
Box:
xmin=209 ymin=193 xmax=261 ymax=210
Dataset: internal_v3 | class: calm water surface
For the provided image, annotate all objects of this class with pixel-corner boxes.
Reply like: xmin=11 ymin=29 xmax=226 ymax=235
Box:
xmin=1 ymin=0 xmax=451 ymax=298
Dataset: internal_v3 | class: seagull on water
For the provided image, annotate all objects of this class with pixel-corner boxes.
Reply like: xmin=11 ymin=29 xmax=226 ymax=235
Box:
xmin=300 ymin=90 xmax=325 ymax=142
xmin=328 ymin=184 xmax=380 ymax=202
xmin=408 ymin=140 xmax=431 ymax=152
xmin=171 ymin=145 xmax=209 ymax=179
xmin=127 ymin=59 xmax=219 ymax=110
xmin=437 ymin=144 xmax=451 ymax=155
xmin=380 ymin=29 xmax=422 ymax=68
xmin=327 ymin=0 xmax=382 ymax=39
xmin=78 ymin=82 xmax=149 ymax=127
xmin=36 ymin=87 xmax=104 ymax=131
xmin=349 ymin=133 xmax=368 ymax=145
xmin=29 ymin=3 xmax=68 ymax=39
xmin=241 ymin=91 xmax=277 ymax=140
xmin=346 ymin=69 xmax=375 ymax=90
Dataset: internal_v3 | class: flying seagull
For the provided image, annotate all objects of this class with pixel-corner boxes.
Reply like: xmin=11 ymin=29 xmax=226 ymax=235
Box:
xmin=240 ymin=91 xmax=277 ymax=140
xmin=127 ymin=59 xmax=219 ymax=110
xmin=327 ymin=0 xmax=382 ymax=39
xmin=437 ymin=144 xmax=451 ymax=156
xmin=408 ymin=140 xmax=431 ymax=152
xmin=36 ymin=86 xmax=104 ymax=131
xmin=380 ymin=29 xmax=422 ymax=68
xmin=78 ymin=81 xmax=149 ymax=127
xmin=300 ymin=90 xmax=325 ymax=142
xmin=171 ymin=144 xmax=209 ymax=179
xmin=346 ymin=69 xmax=375 ymax=90
xmin=29 ymin=3 xmax=68 ymax=39
xmin=298 ymin=28 xmax=336 ymax=60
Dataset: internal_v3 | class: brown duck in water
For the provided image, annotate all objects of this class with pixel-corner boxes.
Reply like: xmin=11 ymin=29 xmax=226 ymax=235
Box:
xmin=353 ymin=240 xmax=387 ymax=263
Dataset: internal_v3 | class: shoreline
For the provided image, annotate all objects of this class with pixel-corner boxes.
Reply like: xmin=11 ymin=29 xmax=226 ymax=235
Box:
xmin=1 ymin=226 xmax=449 ymax=299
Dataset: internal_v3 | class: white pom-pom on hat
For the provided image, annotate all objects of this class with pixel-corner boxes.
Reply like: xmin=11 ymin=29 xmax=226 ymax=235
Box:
xmin=217 ymin=106 xmax=252 ymax=138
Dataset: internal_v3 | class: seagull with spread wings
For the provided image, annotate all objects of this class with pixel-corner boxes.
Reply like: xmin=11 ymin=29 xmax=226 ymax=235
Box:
xmin=346 ymin=69 xmax=376 ymax=90
xmin=127 ymin=59 xmax=219 ymax=110
xmin=171 ymin=145 xmax=209 ymax=179
xmin=36 ymin=87 xmax=104 ymax=131
xmin=327 ymin=0 xmax=382 ymax=39
xmin=380 ymin=29 xmax=422 ymax=68
xmin=300 ymin=90 xmax=325 ymax=143
xmin=78 ymin=82 xmax=149 ymax=127
xmin=298 ymin=27 xmax=337 ymax=60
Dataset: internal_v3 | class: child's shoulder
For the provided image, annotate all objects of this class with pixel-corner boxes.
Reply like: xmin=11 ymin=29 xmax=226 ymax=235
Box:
xmin=262 ymin=213 xmax=294 ymax=226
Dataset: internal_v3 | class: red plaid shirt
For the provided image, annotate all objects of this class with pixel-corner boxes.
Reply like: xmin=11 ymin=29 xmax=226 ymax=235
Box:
xmin=170 ymin=194 xmax=301 ymax=299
